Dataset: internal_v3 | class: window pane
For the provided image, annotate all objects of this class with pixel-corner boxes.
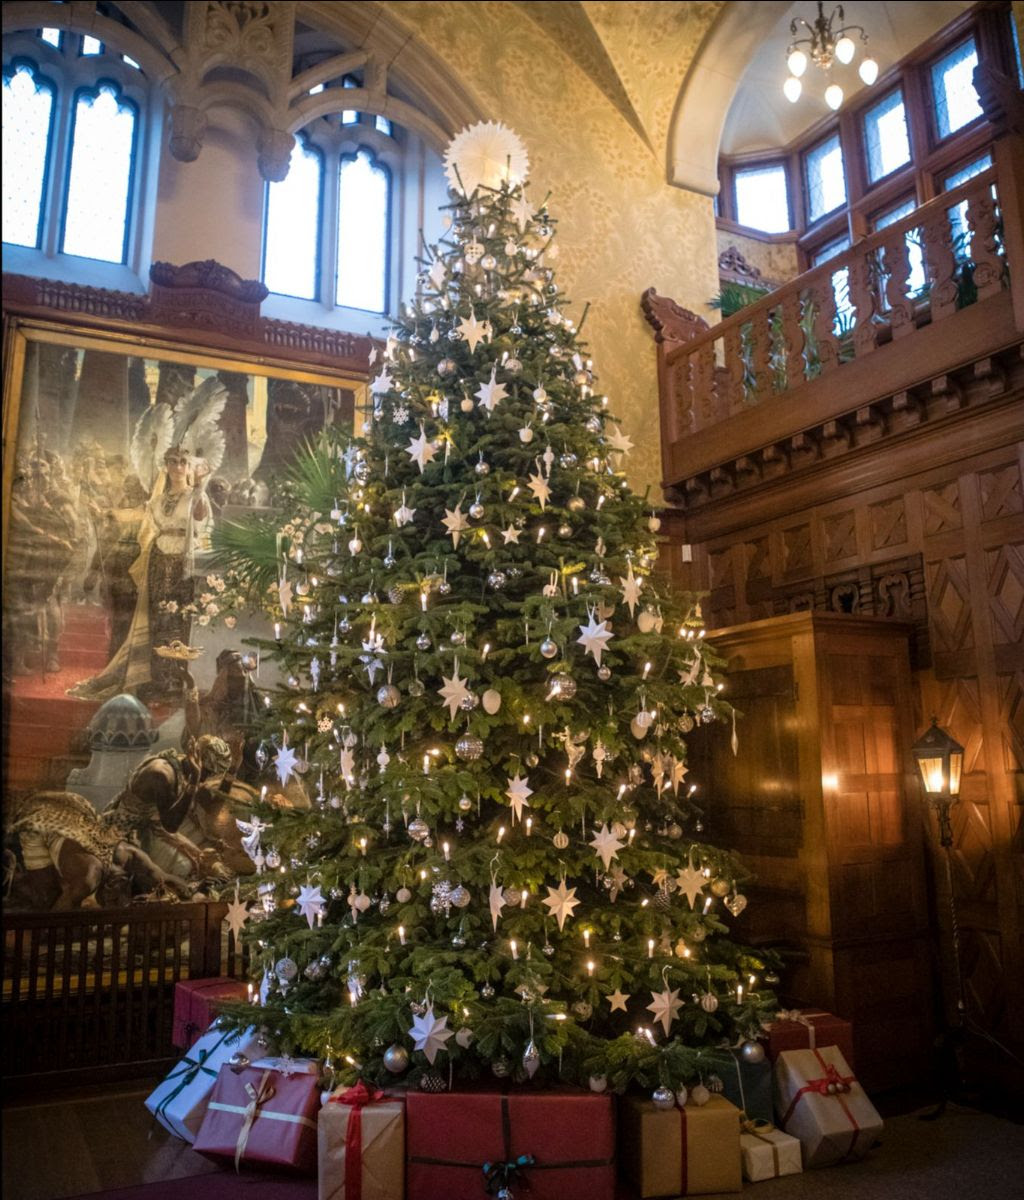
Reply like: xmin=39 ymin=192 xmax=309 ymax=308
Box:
xmin=943 ymin=154 xmax=992 ymax=191
xmin=375 ymin=115 xmax=392 ymax=137
xmin=123 ymin=54 xmax=140 ymax=69
xmin=812 ymin=235 xmax=852 ymax=332
xmin=81 ymin=35 xmax=103 ymax=55
xmin=863 ymin=89 xmax=911 ymax=183
xmin=39 ymin=28 xmax=61 ymax=48
xmin=931 ymin=37 xmax=982 ymax=138
xmin=1011 ymin=14 xmax=1023 ymax=88
xmin=812 ymin=234 xmax=850 ymax=267
xmin=874 ymin=200 xmax=925 ymax=294
xmin=337 ymin=149 xmax=389 ymax=313
xmin=734 ymin=163 xmax=790 ymax=233
xmin=263 ymin=137 xmax=323 ymax=300
xmin=342 ymin=74 xmax=359 ymax=125
xmin=2 ymin=62 xmax=55 ymax=249
xmin=61 ymin=84 xmax=137 ymax=263
xmin=804 ymin=134 xmax=846 ymax=223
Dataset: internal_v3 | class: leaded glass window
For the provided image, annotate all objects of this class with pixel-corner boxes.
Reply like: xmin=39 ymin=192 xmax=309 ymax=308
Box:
xmin=336 ymin=148 xmax=389 ymax=313
xmin=734 ymin=163 xmax=790 ymax=233
xmin=61 ymin=82 xmax=138 ymax=263
xmin=930 ymin=37 xmax=983 ymax=139
xmin=263 ymin=136 xmax=324 ymax=300
xmin=863 ymin=89 xmax=911 ymax=184
xmin=812 ymin=234 xmax=853 ymax=332
xmin=2 ymin=61 xmax=56 ymax=249
xmin=804 ymin=134 xmax=846 ymax=224
xmin=875 ymin=199 xmax=926 ymax=296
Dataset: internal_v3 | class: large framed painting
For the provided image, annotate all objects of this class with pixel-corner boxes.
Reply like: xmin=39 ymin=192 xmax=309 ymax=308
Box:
xmin=2 ymin=311 xmax=366 ymax=907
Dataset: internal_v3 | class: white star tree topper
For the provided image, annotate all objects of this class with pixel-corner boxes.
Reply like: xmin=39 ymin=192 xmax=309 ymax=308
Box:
xmin=542 ymin=879 xmax=580 ymax=931
xmin=408 ymin=1006 xmax=454 ymax=1065
xmin=577 ymin=609 xmax=614 ymax=666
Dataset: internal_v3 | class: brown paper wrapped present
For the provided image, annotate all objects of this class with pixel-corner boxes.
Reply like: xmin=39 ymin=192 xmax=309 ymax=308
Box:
xmin=319 ymin=1082 xmax=404 ymax=1200
xmin=620 ymin=1093 xmax=742 ymax=1197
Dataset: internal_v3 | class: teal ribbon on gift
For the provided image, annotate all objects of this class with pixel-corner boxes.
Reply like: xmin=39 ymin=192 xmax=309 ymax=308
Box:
xmin=482 ymin=1153 xmax=536 ymax=1195
xmin=154 ymin=1029 xmax=234 ymax=1120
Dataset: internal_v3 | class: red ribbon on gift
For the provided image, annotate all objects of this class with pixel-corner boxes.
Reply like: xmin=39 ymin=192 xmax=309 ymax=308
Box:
xmin=780 ymin=1049 xmax=860 ymax=1159
xmin=679 ymin=1105 xmax=689 ymax=1195
xmin=329 ymin=1081 xmax=388 ymax=1200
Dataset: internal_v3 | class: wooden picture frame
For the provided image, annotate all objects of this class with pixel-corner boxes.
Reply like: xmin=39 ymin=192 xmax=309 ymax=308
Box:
xmin=1 ymin=264 xmax=370 ymax=907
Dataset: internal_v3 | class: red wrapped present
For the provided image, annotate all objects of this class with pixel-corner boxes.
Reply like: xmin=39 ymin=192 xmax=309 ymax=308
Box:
xmin=193 ymin=1063 xmax=321 ymax=1174
xmin=762 ymin=1009 xmax=855 ymax=1068
xmin=173 ymin=978 xmax=248 ymax=1049
xmin=406 ymin=1088 xmax=615 ymax=1200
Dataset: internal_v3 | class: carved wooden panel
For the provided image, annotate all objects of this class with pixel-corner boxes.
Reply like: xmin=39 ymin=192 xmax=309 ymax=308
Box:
xmin=823 ymin=510 xmax=857 ymax=563
xmin=986 ymin=542 xmax=1024 ymax=647
xmin=926 ymin=555 xmax=975 ymax=653
xmin=997 ymin=672 xmax=1024 ymax=772
xmin=979 ymin=461 xmax=1023 ymax=522
xmin=870 ymin=497 xmax=907 ymax=550
xmin=782 ymin=523 xmax=813 ymax=576
xmin=922 ymin=481 xmax=963 ymax=535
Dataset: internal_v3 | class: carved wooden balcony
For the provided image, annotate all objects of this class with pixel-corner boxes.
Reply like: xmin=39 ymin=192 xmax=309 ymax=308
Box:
xmin=646 ymin=139 xmax=1024 ymax=510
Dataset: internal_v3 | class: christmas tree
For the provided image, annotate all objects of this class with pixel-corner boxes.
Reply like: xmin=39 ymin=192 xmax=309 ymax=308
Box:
xmin=214 ymin=122 xmax=778 ymax=1098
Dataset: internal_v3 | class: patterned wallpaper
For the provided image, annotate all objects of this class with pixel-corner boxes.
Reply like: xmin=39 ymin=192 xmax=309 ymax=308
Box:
xmin=383 ymin=1 xmax=724 ymax=494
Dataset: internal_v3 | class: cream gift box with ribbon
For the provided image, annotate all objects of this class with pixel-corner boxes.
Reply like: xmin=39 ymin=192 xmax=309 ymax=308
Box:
xmin=145 ymin=1023 xmax=262 ymax=1142
xmin=319 ymin=1081 xmax=405 ymax=1200
xmin=740 ymin=1121 xmax=803 ymax=1182
xmin=193 ymin=1062 xmax=322 ymax=1174
xmin=773 ymin=1045 xmax=883 ymax=1168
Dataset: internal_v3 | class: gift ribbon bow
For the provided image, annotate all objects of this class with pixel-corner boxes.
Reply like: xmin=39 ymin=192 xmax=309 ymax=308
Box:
xmin=780 ymin=1049 xmax=860 ymax=1159
xmin=741 ymin=1118 xmax=782 ymax=1176
xmin=482 ymin=1153 xmax=536 ymax=1195
xmin=329 ymin=1081 xmax=389 ymax=1200
xmin=771 ymin=1009 xmax=831 ymax=1048
xmin=153 ymin=1031 xmax=232 ymax=1123
xmin=235 ymin=1071 xmax=276 ymax=1169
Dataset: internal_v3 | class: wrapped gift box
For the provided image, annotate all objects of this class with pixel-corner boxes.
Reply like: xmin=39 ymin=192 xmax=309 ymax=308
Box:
xmin=173 ymin=978 xmax=249 ymax=1049
xmin=620 ymin=1093 xmax=742 ymax=1197
xmin=762 ymin=1010 xmax=855 ymax=1068
xmin=774 ymin=1046 xmax=882 ymax=1168
xmin=711 ymin=1050 xmax=773 ymax=1126
xmin=740 ymin=1124 xmax=803 ymax=1182
xmin=319 ymin=1082 xmax=404 ymax=1200
xmin=406 ymin=1088 xmax=614 ymax=1200
xmin=145 ymin=1023 xmax=261 ymax=1142
xmin=193 ymin=1062 xmax=321 ymax=1174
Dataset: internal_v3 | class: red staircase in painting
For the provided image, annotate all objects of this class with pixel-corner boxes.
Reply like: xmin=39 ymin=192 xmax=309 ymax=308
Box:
xmin=5 ymin=604 xmax=110 ymax=791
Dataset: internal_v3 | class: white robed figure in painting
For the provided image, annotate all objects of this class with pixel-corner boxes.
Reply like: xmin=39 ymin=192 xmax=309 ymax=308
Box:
xmin=70 ymin=379 xmax=227 ymax=705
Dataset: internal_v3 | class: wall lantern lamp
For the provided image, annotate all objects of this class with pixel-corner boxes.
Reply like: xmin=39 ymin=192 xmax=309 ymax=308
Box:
xmin=911 ymin=718 xmax=964 ymax=847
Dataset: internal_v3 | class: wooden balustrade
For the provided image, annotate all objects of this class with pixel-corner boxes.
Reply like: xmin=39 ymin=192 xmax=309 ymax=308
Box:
xmin=650 ymin=155 xmax=1021 ymax=493
xmin=1 ymin=900 xmax=249 ymax=1090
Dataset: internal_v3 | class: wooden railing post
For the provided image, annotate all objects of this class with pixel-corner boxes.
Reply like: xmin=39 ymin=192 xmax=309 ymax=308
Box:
xmin=991 ymin=135 xmax=1024 ymax=331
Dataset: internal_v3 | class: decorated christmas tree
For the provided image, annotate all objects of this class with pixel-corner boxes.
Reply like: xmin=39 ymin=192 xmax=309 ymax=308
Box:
xmin=215 ymin=122 xmax=778 ymax=1100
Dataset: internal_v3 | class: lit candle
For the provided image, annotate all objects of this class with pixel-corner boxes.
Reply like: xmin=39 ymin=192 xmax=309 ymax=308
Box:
xmin=260 ymin=785 xmax=268 ymax=801
xmin=317 ymin=910 xmax=324 ymax=928
xmin=565 ymin=768 xmax=572 ymax=785
xmin=703 ymin=896 xmax=713 ymax=914
xmin=583 ymin=928 xmax=591 ymax=949
xmin=737 ymin=984 xmax=744 ymax=1003
xmin=497 ymin=825 xmax=506 ymax=844
xmin=520 ymin=889 xmax=528 ymax=908
xmin=536 ymin=526 xmax=547 ymax=543
xmin=443 ymin=841 xmax=451 ymax=862
xmin=587 ymin=960 xmax=595 ymax=977
xmin=423 ymin=754 xmax=430 ymax=775
xmin=525 ymin=817 xmax=533 ymax=837
xmin=421 ymin=591 xmax=428 ymax=611
xmin=523 ymin=713 xmax=531 ymax=725
xmin=359 ymin=837 xmax=367 ymax=856
xmin=247 ymin=983 xmax=254 ymax=1003
xmin=398 ymin=925 xmax=406 ymax=945
xmin=274 ymin=622 xmax=281 ymax=640
xmin=510 ymin=940 xmax=519 ymax=960
xmin=647 ymin=939 xmax=655 ymax=958
xmin=482 ymin=643 xmax=491 ymax=660
xmin=349 ymin=990 xmax=357 ymax=1006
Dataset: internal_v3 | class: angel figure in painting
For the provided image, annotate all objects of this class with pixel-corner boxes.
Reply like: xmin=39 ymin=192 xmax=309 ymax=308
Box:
xmin=69 ymin=379 xmax=227 ymax=705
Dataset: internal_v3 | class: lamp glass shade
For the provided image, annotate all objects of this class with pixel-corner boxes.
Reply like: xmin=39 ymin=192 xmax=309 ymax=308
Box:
xmin=859 ymin=57 xmax=879 ymax=85
xmin=911 ymin=720 xmax=965 ymax=798
xmin=916 ymin=754 xmax=946 ymax=795
xmin=783 ymin=75 xmax=803 ymax=103
xmin=835 ymin=36 xmax=856 ymax=64
xmin=788 ymin=48 xmax=808 ymax=77
xmin=825 ymin=83 xmax=844 ymax=110
xmin=947 ymin=752 xmax=963 ymax=798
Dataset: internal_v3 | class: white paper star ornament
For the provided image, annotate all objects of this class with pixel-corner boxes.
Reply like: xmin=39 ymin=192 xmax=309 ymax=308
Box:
xmin=408 ymin=1005 xmax=454 ymax=1065
xmin=442 ymin=504 xmax=470 ymax=547
xmin=456 ymin=310 xmax=491 ymax=353
xmin=589 ymin=822 xmax=626 ymax=870
xmin=274 ymin=739 xmax=299 ymax=785
xmin=607 ymin=988 xmax=631 ymax=1013
xmin=296 ymin=883 xmax=326 ymax=929
xmin=577 ymin=609 xmax=614 ymax=666
xmin=542 ymin=879 xmax=579 ymax=931
xmin=224 ymin=889 xmax=250 ymax=939
xmin=647 ymin=985 xmax=683 ymax=1036
xmin=527 ymin=464 xmax=552 ymax=509
xmin=444 ymin=121 xmax=529 ymax=195
xmin=370 ymin=366 xmax=394 ymax=396
xmin=438 ymin=666 xmax=472 ymax=719
xmin=489 ymin=879 xmax=506 ymax=931
xmin=501 ymin=525 xmax=521 ymax=545
xmin=393 ymin=491 xmax=416 ymax=527
xmin=606 ymin=425 xmax=634 ymax=455
xmin=620 ymin=563 xmax=643 ymax=618
xmin=675 ymin=860 xmax=706 ymax=908
xmin=505 ymin=772 xmax=533 ymax=822
xmin=475 ymin=368 xmax=508 ymax=415
xmin=405 ymin=425 xmax=438 ymax=473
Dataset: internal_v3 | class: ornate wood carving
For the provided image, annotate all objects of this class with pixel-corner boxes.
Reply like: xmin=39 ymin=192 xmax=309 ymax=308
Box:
xmin=717 ymin=243 xmax=772 ymax=289
xmin=149 ymin=259 xmax=269 ymax=335
xmin=640 ymin=287 xmax=709 ymax=346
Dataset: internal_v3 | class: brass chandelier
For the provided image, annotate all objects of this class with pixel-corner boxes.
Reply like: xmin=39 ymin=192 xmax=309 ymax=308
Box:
xmin=784 ymin=1 xmax=879 ymax=110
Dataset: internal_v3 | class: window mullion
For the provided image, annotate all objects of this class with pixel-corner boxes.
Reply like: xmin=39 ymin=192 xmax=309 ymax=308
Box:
xmin=43 ymin=79 xmax=75 ymax=257
xmin=322 ymin=147 xmax=341 ymax=312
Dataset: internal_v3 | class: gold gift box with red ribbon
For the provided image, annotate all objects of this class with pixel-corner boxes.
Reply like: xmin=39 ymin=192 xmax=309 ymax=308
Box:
xmin=619 ymin=1093 xmax=742 ymax=1197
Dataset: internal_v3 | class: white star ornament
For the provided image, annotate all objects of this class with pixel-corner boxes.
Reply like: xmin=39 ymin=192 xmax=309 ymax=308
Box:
xmin=408 ymin=1006 xmax=454 ymax=1065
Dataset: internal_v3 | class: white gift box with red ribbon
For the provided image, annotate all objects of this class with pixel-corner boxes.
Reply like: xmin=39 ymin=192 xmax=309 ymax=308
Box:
xmin=773 ymin=1045 xmax=883 ymax=1168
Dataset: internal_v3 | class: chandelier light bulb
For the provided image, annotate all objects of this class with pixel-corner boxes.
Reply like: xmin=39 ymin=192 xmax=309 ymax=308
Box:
xmin=824 ymin=83 xmax=844 ymax=110
xmin=783 ymin=75 xmax=803 ymax=103
xmin=835 ymin=35 xmax=856 ymax=64
xmin=787 ymin=48 xmax=808 ymax=77
xmin=858 ymin=56 xmax=879 ymax=85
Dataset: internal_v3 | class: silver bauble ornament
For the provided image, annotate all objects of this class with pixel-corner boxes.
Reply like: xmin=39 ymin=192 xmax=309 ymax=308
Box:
xmin=765 ymin=972 xmax=781 ymax=986
xmin=699 ymin=992 xmax=719 ymax=1013
xmin=475 ymin=458 xmax=490 ymax=476
xmin=377 ymin=684 xmax=401 ymax=708
xmin=416 ymin=633 xmax=432 ymax=650
xmin=455 ymin=733 xmax=484 ymax=761
xmin=228 ymin=1051 xmax=251 ymax=1074
xmin=451 ymin=931 xmax=467 ymax=948
xmin=553 ymin=831 xmax=569 ymax=849
xmin=450 ymin=885 xmax=471 ymax=908
xmin=275 ymin=957 xmax=298 ymax=982
xmin=691 ymin=1084 xmax=711 ymax=1106
xmin=437 ymin=358 xmax=457 ymax=376
xmin=558 ymin=523 xmax=572 ymax=538
xmin=559 ymin=452 xmax=578 ymax=469
xmin=450 ymin=629 xmax=466 ymax=646
xmin=383 ymin=1044 xmax=410 ymax=1073
xmin=458 ymin=794 xmax=474 ymax=812
xmin=505 ymin=356 xmax=523 ymax=374
xmin=408 ymin=817 xmax=430 ymax=842
xmin=540 ymin=637 xmax=558 ymax=659
xmin=572 ymin=1000 xmax=592 ymax=1020
xmin=597 ymin=665 xmax=612 ymax=682
xmin=698 ymin=705 xmax=716 ymax=724
xmin=542 ymin=943 xmax=555 ymax=957
xmin=589 ymin=1075 xmax=608 ymax=1093
xmin=460 ymin=690 xmax=480 ymax=711
xmin=652 ymin=1087 xmax=675 ymax=1110
xmin=480 ymin=983 xmax=496 ymax=998
xmin=408 ymin=679 xmax=425 ymax=697
xmin=567 ymin=495 xmax=585 ymax=512
xmin=549 ymin=673 xmax=577 ymax=699
xmin=487 ymin=571 xmax=507 ymax=590
xmin=504 ymin=887 xmax=522 ymax=907
xmin=265 ymin=849 xmax=281 ymax=869
xmin=396 ymin=887 xmax=412 ymax=903
xmin=740 ymin=1040 xmax=766 ymax=1064
xmin=469 ymin=501 xmax=485 ymax=520
xmin=438 ymin=579 xmax=452 ymax=595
